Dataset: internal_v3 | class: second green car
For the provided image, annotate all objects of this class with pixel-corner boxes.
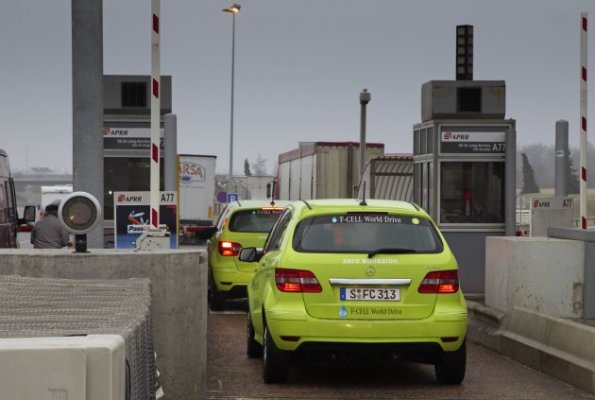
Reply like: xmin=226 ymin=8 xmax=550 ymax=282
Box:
xmin=207 ymin=199 xmax=289 ymax=310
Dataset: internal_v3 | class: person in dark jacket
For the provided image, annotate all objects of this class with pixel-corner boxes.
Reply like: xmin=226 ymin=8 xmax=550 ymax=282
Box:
xmin=31 ymin=202 xmax=70 ymax=249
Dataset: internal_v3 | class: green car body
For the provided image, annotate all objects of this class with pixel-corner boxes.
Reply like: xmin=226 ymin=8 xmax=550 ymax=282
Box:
xmin=243 ymin=199 xmax=467 ymax=384
xmin=207 ymin=199 xmax=289 ymax=310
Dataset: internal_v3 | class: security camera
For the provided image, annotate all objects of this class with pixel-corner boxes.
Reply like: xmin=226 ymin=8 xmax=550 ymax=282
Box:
xmin=58 ymin=192 xmax=102 ymax=252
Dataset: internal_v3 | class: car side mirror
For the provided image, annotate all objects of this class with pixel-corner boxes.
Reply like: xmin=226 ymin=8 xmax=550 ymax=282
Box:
xmin=239 ymin=247 xmax=262 ymax=263
xmin=20 ymin=205 xmax=36 ymax=224
xmin=24 ymin=205 xmax=36 ymax=222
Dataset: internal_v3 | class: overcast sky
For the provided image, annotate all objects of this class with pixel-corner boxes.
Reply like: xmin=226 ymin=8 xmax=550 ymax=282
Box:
xmin=1 ymin=0 xmax=595 ymax=174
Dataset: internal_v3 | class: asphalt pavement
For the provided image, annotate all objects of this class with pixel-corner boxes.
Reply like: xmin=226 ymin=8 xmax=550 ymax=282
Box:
xmin=207 ymin=303 xmax=595 ymax=400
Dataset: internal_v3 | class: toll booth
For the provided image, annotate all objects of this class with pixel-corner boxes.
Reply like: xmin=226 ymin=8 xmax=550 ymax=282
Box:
xmin=413 ymin=25 xmax=517 ymax=294
xmin=102 ymin=75 xmax=172 ymax=247
xmin=413 ymin=81 xmax=516 ymax=295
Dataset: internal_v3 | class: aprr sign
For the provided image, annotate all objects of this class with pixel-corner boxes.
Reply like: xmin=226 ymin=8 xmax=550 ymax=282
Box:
xmin=113 ymin=191 xmax=178 ymax=249
xmin=440 ymin=130 xmax=506 ymax=154
xmin=531 ymin=197 xmax=572 ymax=210
xmin=530 ymin=197 xmax=573 ymax=236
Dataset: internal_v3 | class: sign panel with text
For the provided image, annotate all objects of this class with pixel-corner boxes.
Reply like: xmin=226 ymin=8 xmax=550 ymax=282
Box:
xmin=440 ymin=130 xmax=506 ymax=154
xmin=113 ymin=191 xmax=178 ymax=249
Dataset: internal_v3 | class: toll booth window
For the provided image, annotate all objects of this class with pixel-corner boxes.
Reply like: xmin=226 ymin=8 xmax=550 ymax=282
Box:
xmin=121 ymin=82 xmax=147 ymax=108
xmin=413 ymin=130 xmax=420 ymax=155
xmin=440 ymin=162 xmax=504 ymax=223
xmin=103 ymin=157 xmax=164 ymax=220
xmin=421 ymin=163 xmax=428 ymax=211
xmin=457 ymin=87 xmax=481 ymax=113
xmin=426 ymin=128 xmax=434 ymax=153
xmin=0 ymin=181 xmax=7 ymax=223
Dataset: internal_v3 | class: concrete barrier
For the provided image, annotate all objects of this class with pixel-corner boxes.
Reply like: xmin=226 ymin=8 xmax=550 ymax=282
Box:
xmin=0 ymin=248 xmax=207 ymax=400
xmin=468 ymin=301 xmax=595 ymax=395
xmin=485 ymin=237 xmax=584 ymax=318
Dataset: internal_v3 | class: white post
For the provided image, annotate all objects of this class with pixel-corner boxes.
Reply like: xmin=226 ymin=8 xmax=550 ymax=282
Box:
xmin=150 ymin=0 xmax=161 ymax=228
xmin=580 ymin=12 xmax=588 ymax=229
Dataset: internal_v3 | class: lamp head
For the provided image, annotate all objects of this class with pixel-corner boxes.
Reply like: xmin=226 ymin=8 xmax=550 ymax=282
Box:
xmin=360 ymin=88 xmax=371 ymax=104
xmin=223 ymin=4 xmax=241 ymax=13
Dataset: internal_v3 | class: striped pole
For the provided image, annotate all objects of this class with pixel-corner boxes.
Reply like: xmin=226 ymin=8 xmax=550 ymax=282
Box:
xmin=580 ymin=12 xmax=588 ymax=229
xmin=150 ymin=0 xmax=161 ymax=228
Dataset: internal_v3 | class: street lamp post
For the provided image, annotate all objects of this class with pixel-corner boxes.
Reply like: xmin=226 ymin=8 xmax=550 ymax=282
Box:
xmin=359 ymin=88 xmax=371 ymax=180
xmin=223 ymin=4 xmax=241 ymax=195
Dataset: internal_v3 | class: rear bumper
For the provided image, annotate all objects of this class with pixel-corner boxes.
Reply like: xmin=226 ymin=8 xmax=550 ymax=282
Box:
xmin=265 ymin=309 xmax=467 ymax=354
xmin=210 ymin=259 xmax=255 ymax=293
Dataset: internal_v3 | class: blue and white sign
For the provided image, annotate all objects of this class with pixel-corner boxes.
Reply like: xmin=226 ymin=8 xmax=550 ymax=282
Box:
xmin=113 ymin=191 xmax=178 ymax=249
xmin=227 ymin=192 xmax=239 ymax=203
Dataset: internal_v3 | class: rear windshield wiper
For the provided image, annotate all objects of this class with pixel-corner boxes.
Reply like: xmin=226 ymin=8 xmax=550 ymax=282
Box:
xmin=368 ymin=248 xmax=417 ymax=258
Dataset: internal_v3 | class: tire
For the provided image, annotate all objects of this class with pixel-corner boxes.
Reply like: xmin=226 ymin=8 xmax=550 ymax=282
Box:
xmin=262 ymin=326 xmax=289 ymax=383
xmin=435 ymin=340 xmax=466 ymax=385
xmin=247 ymin=314 xmax=263 ymax=358
xmin=208 ymin=276 xmax=226 ymax=311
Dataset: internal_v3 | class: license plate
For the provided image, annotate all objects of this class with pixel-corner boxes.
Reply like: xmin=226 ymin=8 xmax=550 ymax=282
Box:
xmin=340 ymin=287 xmax=400 ymax=301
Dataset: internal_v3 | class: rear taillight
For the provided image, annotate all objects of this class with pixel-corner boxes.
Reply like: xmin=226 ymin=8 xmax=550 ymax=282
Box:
xmin=418 ymin=270 xmax=459 ymax=294
xmin=275 ymin=268 xmax=322 ymax=293
xmin=218 ymin=241 xmax=241 ymax=257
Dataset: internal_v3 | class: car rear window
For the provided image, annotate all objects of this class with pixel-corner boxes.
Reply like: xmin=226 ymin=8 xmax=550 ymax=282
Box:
xmin=292 ymin=213 xmax=443 ymax=254
xmin=228 ymin=208 xmax=285 ymax=233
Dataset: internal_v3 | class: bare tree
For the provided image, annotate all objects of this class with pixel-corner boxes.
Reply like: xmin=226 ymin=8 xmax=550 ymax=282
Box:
xmin=521 ymin=153 xmax=540 ymax=194
xmin=567 ymin=155 xmax=580 ymax=194
xmin=244 ymin=158 xmax=252 ymax=176
xmin=251 ymin=154 xmax=268 ymax=176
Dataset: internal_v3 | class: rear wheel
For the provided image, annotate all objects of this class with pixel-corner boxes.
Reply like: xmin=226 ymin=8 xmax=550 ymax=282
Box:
xmin=435 ymin=340 xmax=466 ymax=384
xmin=247 ymin=314 xmax=263 ymax=358
xmin=208 ymin=275 xmax=226 ymax=311
xmin=262 ymin=326 xmax=289 ymax=383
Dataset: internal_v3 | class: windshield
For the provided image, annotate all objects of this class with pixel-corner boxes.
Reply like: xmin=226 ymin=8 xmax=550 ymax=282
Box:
xmin=228 ymin=208 xmax=285 ymax=233
xmin=292 ymin=213 xmax=443 ymax=254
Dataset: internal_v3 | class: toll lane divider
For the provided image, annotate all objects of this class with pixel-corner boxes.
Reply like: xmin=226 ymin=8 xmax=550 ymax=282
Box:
xmin=467 ymin=300 xmax=595 ymax=395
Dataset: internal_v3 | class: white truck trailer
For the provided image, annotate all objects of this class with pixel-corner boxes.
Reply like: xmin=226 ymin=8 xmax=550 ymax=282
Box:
xmin=39 ymin=185 xmax=73 ymax=220
xmin=178 ymin=154 xmax=217 ymax=244
xmin=276 ymin=141 xmax=384 ymax=200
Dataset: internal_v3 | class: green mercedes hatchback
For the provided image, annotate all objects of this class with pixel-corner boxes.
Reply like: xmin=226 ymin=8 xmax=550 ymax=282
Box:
xmin=240 ymin=199 xmax=467 ymax=384
xmin=207 ymin=200 xmax=289 ymax=310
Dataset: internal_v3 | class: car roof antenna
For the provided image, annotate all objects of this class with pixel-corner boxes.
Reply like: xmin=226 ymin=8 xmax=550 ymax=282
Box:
xmin=270 ymin=181 xmax=276 ymax=206
xmin=359 ymin=181 xmax=367 ymax=206
xmin=301 ymin=199 xmax=312 ymax=210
